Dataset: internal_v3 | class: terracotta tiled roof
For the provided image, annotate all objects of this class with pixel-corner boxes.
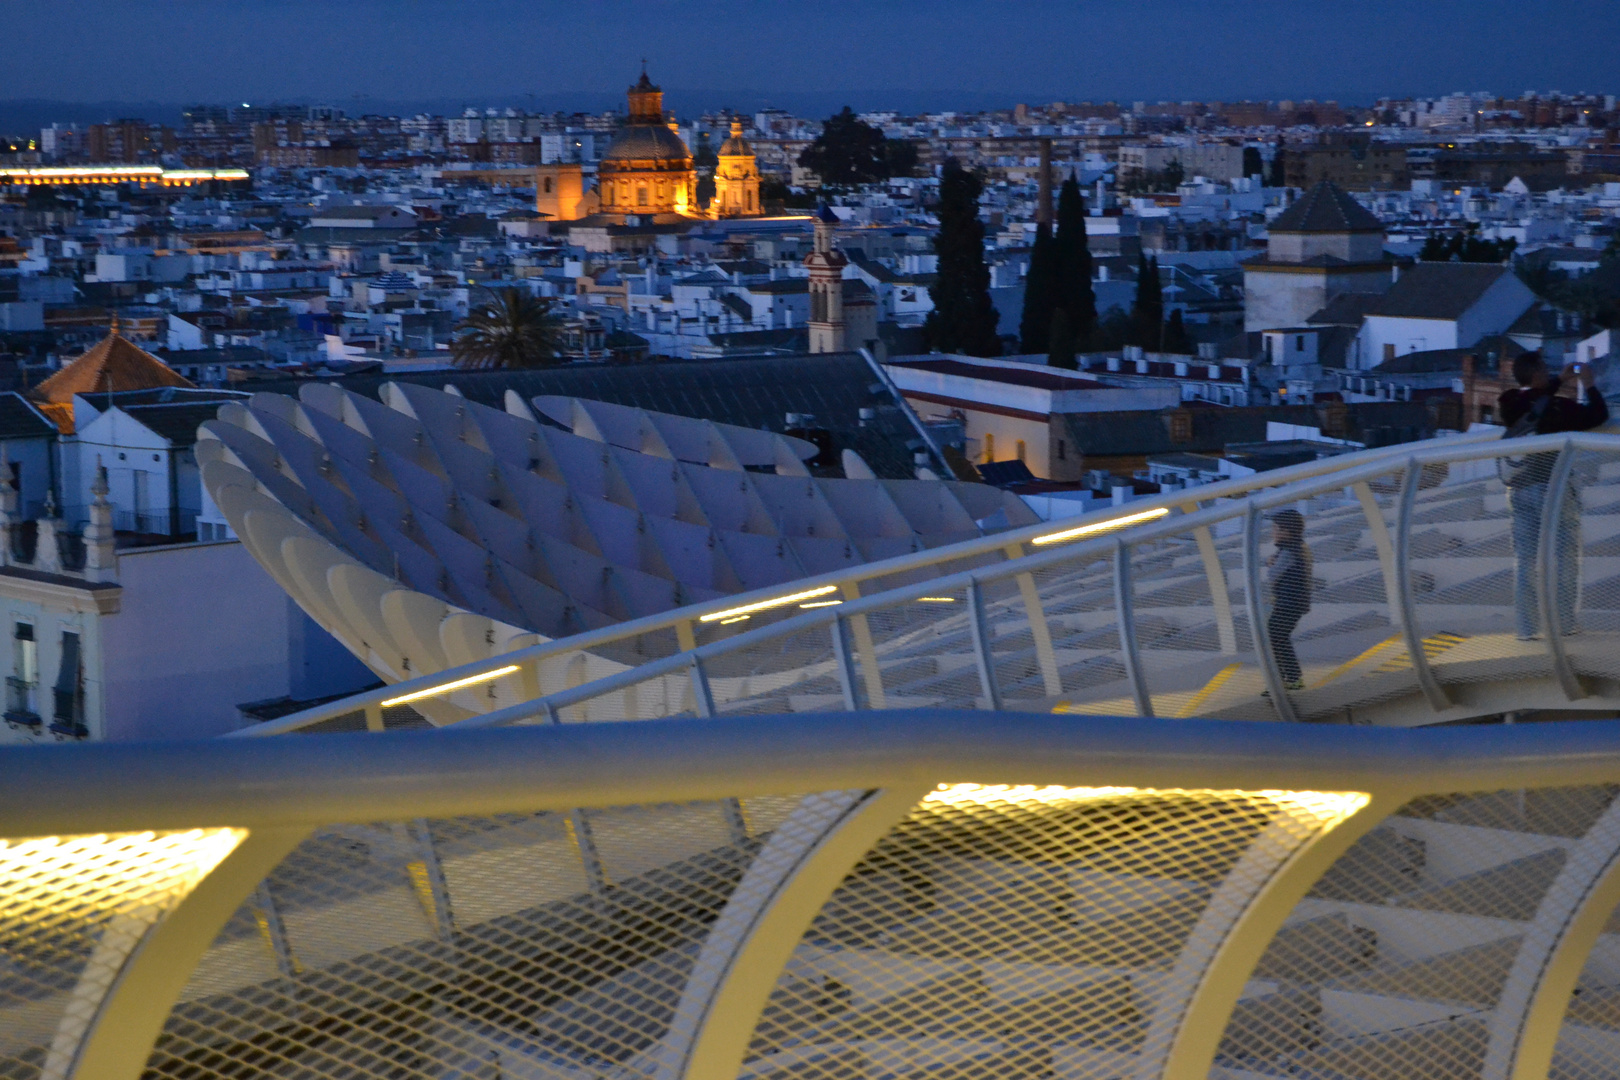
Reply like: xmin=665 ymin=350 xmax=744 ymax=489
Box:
xmin=30 ymin=332 xmax=195 ymax=433
xmin=34 ymin=402 xmax=74 ymax=434
xmin=34 ymin=333 xmax=194 ymax=404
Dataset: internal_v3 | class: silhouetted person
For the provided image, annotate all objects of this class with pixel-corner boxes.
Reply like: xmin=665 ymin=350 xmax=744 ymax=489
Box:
xmin=1498 ymin=354 xmax=1607 ymax=640
xmin=1266 ymin=508 xmax=1312 ymax=690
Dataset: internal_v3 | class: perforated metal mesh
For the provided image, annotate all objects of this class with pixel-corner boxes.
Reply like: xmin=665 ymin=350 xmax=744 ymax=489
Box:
xmin=1537 ymin=780 xmax=1620 ymax=1080
xmin=742 ymin=784 xmax=1365 ymax=1080
xmin=143 ymin=800 xmax=800 ymax=1080
xmin=1219 ymin=785 xmax=1619 ymax=1080
xmin=14 ymin=778 xmax=1620 ymax=1080
xmin=1552 ymin=924 xmax=1620 ymax=1080
xmin=0 ymin=828 xmax=245 ymax=1079
xmin=1567 ymin=449 xmax=1620 ymax=689
xmin=1025 ymin=553 xmax=1127 ymax=715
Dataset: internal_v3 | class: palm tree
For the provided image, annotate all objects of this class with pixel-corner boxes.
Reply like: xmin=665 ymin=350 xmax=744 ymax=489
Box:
xmin=451 ymin=287 xmax=566 ymax=369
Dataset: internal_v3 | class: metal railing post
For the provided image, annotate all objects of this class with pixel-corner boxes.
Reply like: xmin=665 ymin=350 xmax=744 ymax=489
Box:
xmin=721 ymin=799 xmax=750 ymax=844
xmin=1484 ymin=793 xmax=1620 ymax=1080
xmin=407 ymin=819 xmax=455 ymax=942
xmin=839 ymin=581 xmax=887 ymax=709
xmin=829 ymin=616 xmax=861 ymax=711
xmin=1395 ymin=460 xmax=1452 ymax=711
xmin=966 ymin=579 xmax=1002 ymax=711
xmin=1192 ymin=524 xmax=1238 ymax=655
xmin=689 ymin=657 xmax=716 ymax=718
xmin=249 ymin=883 xmax=299 ymax=980
xmin=1004 ymin=542 xmax=1063 ymax=697
xmin=518 ymin=658 xmax=541 ymax=702
xmin=1243 ymin=503 xmax=1298 ymax=722
xmin=1538 ymin=441 xmax=1585 ymax=701
xmin=1353 ymin=480 xmax=1405 ymax=631
xmin=1114 ymin=540 xmax=1153 ymax=717
xmin=567 ymin=809 xmax=609 ymax=894
xmin=1154 ymin=792 xmax=1404 ymax=1080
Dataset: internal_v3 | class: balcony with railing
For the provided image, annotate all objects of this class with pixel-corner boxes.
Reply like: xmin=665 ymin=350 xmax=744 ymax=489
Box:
xmin=3 ymin=674 xmax=39 ymax=728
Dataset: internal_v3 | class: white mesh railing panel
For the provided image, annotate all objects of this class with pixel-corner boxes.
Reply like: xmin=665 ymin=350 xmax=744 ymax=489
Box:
xmin=974 ymin=574 xmax=1046 ymax=711
xmin=1567 ymin=449 xmax=1620 ymax=686
xmin=0 ymin=829 xmax=245 ymax=1080
xmin=741 ymin=784 xmax=1363 ymax=1080
xmin=1126 ymin=529 xmax=1250 ymax=720
xmin=143 ymin=800 xmax=795 ymax=1080
xmin=1215 ymin=785 xmax=1620 ymax=1080
xmin=1279 ymin=466 xmax=1421 ymax=720
xmin=706 ymin=620 xmax=852 ymax=717
xmin=864 ymin=588 xmax=981 ymax=712
xmin=1549 ymin=898 xmax=1620 ymax=1080
xmin=861 ymin=595 xmax=972 ymax=712
xmin=1028 ymin=553 xmax=1128 ymax=716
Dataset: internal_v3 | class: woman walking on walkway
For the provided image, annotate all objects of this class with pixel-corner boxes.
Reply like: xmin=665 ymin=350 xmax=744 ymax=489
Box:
xmin=1267 ymin=509 xmax=1312 ymax=690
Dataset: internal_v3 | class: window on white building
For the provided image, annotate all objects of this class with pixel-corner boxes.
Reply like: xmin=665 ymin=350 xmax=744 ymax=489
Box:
xmin=6 ymin=622 xmax=37 ymax=724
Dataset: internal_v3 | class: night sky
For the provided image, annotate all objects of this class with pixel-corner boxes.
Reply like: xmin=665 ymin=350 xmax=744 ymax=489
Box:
xmin=4 ymin=0 xmax=1618 ymax=114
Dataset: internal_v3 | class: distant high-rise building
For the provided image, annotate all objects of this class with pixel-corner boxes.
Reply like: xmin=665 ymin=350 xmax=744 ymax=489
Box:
xmin=38 ymin=124 xmax=78 ymax=161
xmin=85 ymin=120 xmax=171 ymax=164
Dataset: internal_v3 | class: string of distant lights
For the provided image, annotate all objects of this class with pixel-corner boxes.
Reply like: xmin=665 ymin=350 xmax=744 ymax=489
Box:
xmin=0 ymin=166 xmax=250 ymax=186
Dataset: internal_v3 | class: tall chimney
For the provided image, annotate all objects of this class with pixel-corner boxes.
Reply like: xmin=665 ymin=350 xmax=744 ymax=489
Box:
xmin=1037 ymin=137 xmax=1053 ymax=228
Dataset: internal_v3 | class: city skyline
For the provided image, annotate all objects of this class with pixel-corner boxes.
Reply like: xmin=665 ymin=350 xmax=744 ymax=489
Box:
xmin=3 ymin=0 xmax=1617 ymax=113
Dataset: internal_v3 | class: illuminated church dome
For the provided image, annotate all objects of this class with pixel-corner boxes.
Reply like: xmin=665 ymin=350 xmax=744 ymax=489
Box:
xmin=598 ymin=69 xmax=697 ymax=216
xmin=717 ymin=118 xmax=753 ymax=158
xmin=712 ymin=117 xmax=761 ymax=218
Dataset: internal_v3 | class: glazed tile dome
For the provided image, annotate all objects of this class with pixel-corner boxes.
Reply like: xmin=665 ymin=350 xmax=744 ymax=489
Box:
xmin=718 ymin=120 xmax=752 ymax=158
xmin=599 ymin=123 xmax=692 ymax=168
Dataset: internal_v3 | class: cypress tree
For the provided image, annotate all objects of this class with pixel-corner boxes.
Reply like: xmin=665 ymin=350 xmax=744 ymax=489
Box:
xmin=926 ymin=159 xmax=1002 ymax=357
xmin=1019 ymin=221 xmax=1056 ymax=353
xmin=1131 ymin=252 xmax=1164 ymax=348
xmin=1242 ymin=146 xmax=1264 ymax=180
xmin=1163 ymin=308 xmax=1194 ymax=354
xmin=1051 ymin=174 xmax=1097 ymax=353
xmin=1048 ymin=308 xmax=1077 ymax=370
xmin=1269 ymin=137 xmax=1287 ymax=187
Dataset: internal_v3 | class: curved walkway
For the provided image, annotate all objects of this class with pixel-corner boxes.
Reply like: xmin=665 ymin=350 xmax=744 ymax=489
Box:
xmin=237 ymin=428 xmax=1620 ymax=735
xmin=466 ymin=430 xmax=1620 ymax=730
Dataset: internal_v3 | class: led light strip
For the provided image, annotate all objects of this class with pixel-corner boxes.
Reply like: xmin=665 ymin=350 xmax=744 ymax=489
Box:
xmin=381 ymin=664 xmax=520 ymax=707
xmin=699 ymin=584 xmax=839 ymax=622
xmin=1030 ymin=506 xmax=1169 ymax=546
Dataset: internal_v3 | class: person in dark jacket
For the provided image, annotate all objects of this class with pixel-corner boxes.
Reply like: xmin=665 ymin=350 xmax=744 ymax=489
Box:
xmin=1498 ymin=353 xmax=1608 ymax=640
xmin=1266 ymin=508 xmax=1312 ymax=690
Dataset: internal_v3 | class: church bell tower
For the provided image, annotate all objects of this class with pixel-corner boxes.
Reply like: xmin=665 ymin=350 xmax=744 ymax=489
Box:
xmin=805 ymin=205 xmax=847 ymax=353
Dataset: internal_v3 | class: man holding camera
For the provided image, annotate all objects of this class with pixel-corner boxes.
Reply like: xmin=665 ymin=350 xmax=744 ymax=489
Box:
xmin=1498 ymin=353 xmax=1608 ymax=641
